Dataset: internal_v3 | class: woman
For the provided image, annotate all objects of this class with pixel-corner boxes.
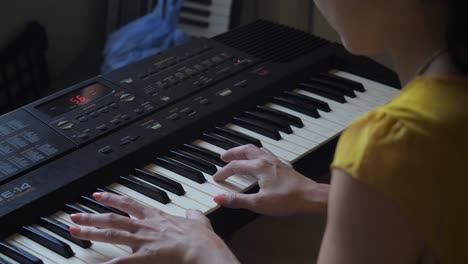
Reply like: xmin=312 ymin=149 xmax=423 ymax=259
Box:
xmin=69 ymin=0 xmax=468 ymax=263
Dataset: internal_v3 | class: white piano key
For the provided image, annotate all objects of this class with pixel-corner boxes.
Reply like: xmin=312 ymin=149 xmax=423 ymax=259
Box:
xmin=33 ymin=225 xmax=108 ymax=263
xmin=266 ymin=103 xmax=345 ymax=132
xmin=329 ymin=70 xmax=399 ymax=97
xmin=51 ymin=212 xmax=130 ymax=258
xmin=129 ymin=175 xmax=211 ymax=213
xmin=226 ymin=124 xmax=308 ymax=156
xmin=287 ymin=126 xmax=326 ymax=145
xmin=9 ymin=234 xmax=85 ymax=264
xmin=316 ymin=109 xmax=355 ymax=126
xmin=107 ymin=183 xmax=186 ymax=217
xmin=145 ymin=164 xmax=218 ymax=209
xmin=278 ymin=131 xmax=319 ymax=149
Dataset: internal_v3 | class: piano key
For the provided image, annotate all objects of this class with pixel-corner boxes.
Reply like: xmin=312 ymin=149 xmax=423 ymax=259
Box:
xmin=0 ymin=241 xmax=43 ymax=264
xmin=266 ymin=103 xmax=344 ymax=132
xmin=179 ymin=17 xmax=209 ymax=28
xmin=200 ymin=133 xmax=240 ymax=149
xmin=232 ymin=117 xmax=282 ymax=140
xmin=226 ymin=124 xmax=308 ymax=156
xmin=18 ymin=226 xmax=75 ymax=258
xmin=144 ymin=164 xmax=218 ymax=208
xmin=243 ymin=111 xmax=293 ymax=134
xmin=0 ymin=253 xmax=17 ymax=264
xmin=191 ymin=140 xmax=256 ymax=186
xmin=155 ymin=157 xmax=207 ymax=184
xmin=8 ymin=234 xmax=83 ymax=264
xmin=308 ymin=78 xmax=357 ymax=98
xmin=180 ymin=144 xmax=227 ymax=167
xmin=118 ymin=175 xmax=171 ymax=204
xmin=38 ymin=217 xmax=92 ymax=249
xmin=78 ymin=196 xmax=130 ymax=217
xmin=255 ymin=105 xmax=304 ymax=128
xmin=318 ymin=72 xmax=366 ymax=92
xmin=107 ymin=183 xmax=186 ymax=217
xmin=62 ymin=204 xmax=94 ymax=215
xmin=283 ymin=91 xmax=331 ymax=112
xmin=185 ymin=0 xmax=213 ymax=5
xmin=272 ymin=97 xmax=321 ymax=118
xmin=51 ymin=212 xmax=131 ymax=257
xmin=166 ymin=152 xmax=246 ymax=191
xmin=329 ymin=70 xmax=399 ymax=97
xmin=128 ymin=176 xmax=210 ymax=213
xmin=4 ymin=240 xmax=54 ymax=264
xmin=214 ymin=127 xmax=263 ymax=147
xmin=133 ymin=169 xmax=185 ymax=196
xmin=33 ymin=226 xmax=107 ymax=263
xmin=168 ymin=150 xmax=218 ymax=175
xmin=294 ymin=89 xmax=369 ymax=116
xmin=180 ymin=6 xmax=210 ymax=17
xmin=297 ymin=82 xmax=346 ymax=103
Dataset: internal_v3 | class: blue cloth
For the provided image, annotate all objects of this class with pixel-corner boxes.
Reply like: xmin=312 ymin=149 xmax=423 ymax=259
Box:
xmin=101 ymin=0 xmax=188 ymax=73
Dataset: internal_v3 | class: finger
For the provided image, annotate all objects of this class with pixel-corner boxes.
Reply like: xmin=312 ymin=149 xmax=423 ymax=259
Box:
xmin=213 ymin=159 xmax=268 ymax=181
xmin=214 ymin=193 xmax=256 ymax=210
xmin=221 ymin=144 xmax=269 ymax=162
xmin=185 ymin=209 xmax=211 ymax=227
xmin=69 ymin=226 xmax=140 ymax=247
xmin=93 ymin=192 xmax=153 ymax=219
xmin=70 ymin=213 xmax=139 ymax=233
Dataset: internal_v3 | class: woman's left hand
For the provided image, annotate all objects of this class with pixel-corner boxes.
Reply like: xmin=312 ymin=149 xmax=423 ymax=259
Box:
xmin=69 ymin=192 xmax=239 ymax=264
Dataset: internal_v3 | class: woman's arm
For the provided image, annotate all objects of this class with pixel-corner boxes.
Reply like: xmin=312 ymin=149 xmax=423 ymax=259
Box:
xmin=318 ymin=169 xmax=426 ymax=264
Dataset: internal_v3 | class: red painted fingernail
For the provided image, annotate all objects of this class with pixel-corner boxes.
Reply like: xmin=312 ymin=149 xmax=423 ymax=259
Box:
xmin=70 ymin=213 xmax=82 ymax=222
xmin=69 ymin=226 xmax=81 ymax=235
xmin=214 ymin=194 xmax=226 ymax=205
xmin=92 ymin=192 xmax=102 ymax=200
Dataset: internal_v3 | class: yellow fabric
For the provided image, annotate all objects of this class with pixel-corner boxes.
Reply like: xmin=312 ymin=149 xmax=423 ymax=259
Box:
xmin=331 ymin=75 xmax=468 ymax=263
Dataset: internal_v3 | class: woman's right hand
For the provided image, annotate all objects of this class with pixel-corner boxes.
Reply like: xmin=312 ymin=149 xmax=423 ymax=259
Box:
xmin=213 ymin=144 xmax=329 ymax=216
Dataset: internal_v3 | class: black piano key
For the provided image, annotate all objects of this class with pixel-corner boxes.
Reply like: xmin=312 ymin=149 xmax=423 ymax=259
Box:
xmin=179 ymin=17 xmax=209 ymax=28
xmin=319 ymin=72 xmax=366 ymax=92
xmin=255 ymin=106 xmax=304 ymax=128
xmin=244 ymin=111 xmax=293 ymax=134
xmin=200 ymin=133 xmax=239 ymax=150
xmin=181 ymin=144 xmax=228 ymax=167
xmin=308 ymin=78 xmax=356 ymax=98
xmin=283 ymin=91 xmax=331 ymax=112
xmin=214 ymin=127 xmax=263 ymax=147
xmin=133 ymin=169 xmax=185 ymax=196
xmin=168 ymin=150 xmax=218 ymax=175
xmin=272 ymin=97 xmax=321 ymax=118
xmin=207 ymin=133 xmax=243 ymax=147
xmin=38 ymin=217 xmax=92 ymax=249
xmin=63 ymin=204 xmax=94 ymax=215
xmin=0 ymin=241 xmax=43 ymax=264
xmin=118 ymin=176 xmax=170 ymax=204
xmin=18 ymin=226 xmax=74 ymax=258
xmin=180 ymin=6 xmax=210 ymax=17
xmin=155 ymin=157 xmax=206 ymax=184
xmin=233 ymin=117 xmax=282 ymax=140
xmin=79 ymin=196 xmax=130 ymax=217
xmin=298 ymin=82 xmax=346 ymax=103
xmin=186 ymin=0 xmax=212 ymax=5
xmin=0 ymin=256 xmax=12 ymax=264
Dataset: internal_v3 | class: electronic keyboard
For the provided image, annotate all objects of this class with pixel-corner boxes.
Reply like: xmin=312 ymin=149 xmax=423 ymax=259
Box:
xmin=0 ymin=20 xmax=400 ymax=264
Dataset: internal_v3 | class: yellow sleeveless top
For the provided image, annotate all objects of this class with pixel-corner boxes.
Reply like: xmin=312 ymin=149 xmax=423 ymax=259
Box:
xmin=331 ymin=75 xmax=468 ymax=263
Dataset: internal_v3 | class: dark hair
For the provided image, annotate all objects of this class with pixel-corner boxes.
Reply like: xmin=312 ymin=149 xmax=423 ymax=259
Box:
xmin=447 ymin=0 xmax=468 ymax=74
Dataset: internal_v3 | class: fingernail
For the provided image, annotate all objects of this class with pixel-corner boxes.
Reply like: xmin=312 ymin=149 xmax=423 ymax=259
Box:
xmin=69 ymin=226 xmax=81 ymax=235
xmin=214 ymin=194 xmax=226 ymax=205
xmin=70 ymin=213 xmax=82 ymax=222
xmin=92 ymin=192 xmax=102 ymax=200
